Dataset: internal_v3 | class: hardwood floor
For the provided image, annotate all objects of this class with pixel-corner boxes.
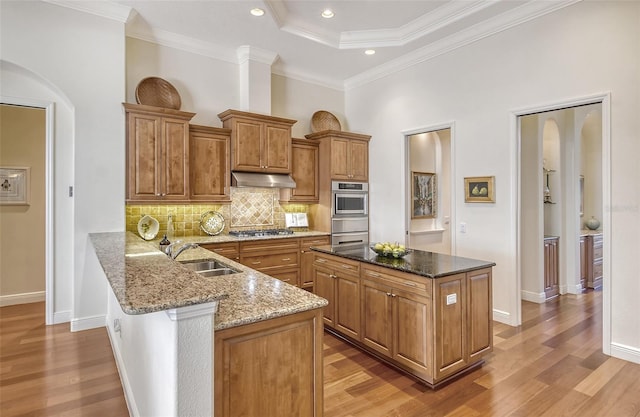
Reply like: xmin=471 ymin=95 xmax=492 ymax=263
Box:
xmin=2 ymin=290 xmax=639 ymax=416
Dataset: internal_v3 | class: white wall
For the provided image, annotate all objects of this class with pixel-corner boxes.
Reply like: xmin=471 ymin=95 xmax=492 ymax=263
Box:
xmin=1 ymin=1 xmax=126 ymax=328
xmin=345 ymin=1 xmax=640 ymax=360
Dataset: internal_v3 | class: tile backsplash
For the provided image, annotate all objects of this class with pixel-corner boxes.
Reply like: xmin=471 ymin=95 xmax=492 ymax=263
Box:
xmin=126 ymin=188 xmax=310 ymax=238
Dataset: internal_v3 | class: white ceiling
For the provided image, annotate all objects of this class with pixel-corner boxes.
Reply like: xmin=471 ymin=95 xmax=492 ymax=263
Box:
xmin=50 ymin=0 xmax=579 ymax=90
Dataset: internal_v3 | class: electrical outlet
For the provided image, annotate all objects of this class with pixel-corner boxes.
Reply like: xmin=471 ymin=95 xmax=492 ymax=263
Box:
xmin=460 ymin=222 xmax=467 ymax=233
xmin=446 ymin=293 xmax=457 ymax=305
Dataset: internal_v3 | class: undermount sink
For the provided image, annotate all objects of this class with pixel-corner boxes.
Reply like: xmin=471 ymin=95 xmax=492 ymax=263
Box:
xmin=179 ymin=259 xmax=241 ymax=277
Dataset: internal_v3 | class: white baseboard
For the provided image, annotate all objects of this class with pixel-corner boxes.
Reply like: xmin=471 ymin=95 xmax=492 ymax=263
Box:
xmin=70 ymin=314 xmax=106 ymax=332
xmin=493 ymin=308 xmax=511 ymax=325
xmin=610 ymin=342 xmax=640 ymax=365
xmin=53 ymin=310 xmax=71 ymax=324
xmin=521 ymin=290 xmax=546 ymax=304
xmin=107 ymin=319 xmax=140 ymax=417
xmin=0 ymin=291 xmax=45 ymax=307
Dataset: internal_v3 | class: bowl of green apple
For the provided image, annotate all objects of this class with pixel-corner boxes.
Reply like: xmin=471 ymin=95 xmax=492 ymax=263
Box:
xmin=370 ymin=242 xmax=411 ymax=258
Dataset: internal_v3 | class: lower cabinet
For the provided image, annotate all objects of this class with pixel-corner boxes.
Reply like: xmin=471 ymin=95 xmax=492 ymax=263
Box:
xmin=214 ymin=308 xmax=324 ymax=417
xmin=582 ymin=233 xmax=603 ymax=289
xmin=239 ymin=238 xmax=300 ymax=287
xmin=200 ymin=242 xmax=239 ymax=262
xmin=314 ymin=251 xmax=493 ymax=387
xmin=300 ymin=236 xmax=331 ymax=291
xmin=312 ymin=254 xmax=361 ymax=340
xmin=544 ymin=236 xmax=559 ymax=299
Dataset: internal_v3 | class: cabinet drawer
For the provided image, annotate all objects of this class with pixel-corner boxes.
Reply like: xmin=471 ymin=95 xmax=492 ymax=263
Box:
xmin=240 ymin=238 xmax=300 ymax=253
xmin=593 ymin=245 xmax=603 ymax=260
xmin=241 ymin=250 xmax=299 ymax=270
xmin=361 ymin=265 xmax=430 ymax=296
xmin=313 ymin=253 xmax=360 ymax=275
xmin=593 ymin=234 xmax=603 ymax=247
xmin=200 ymin=242 xmax=239 ymax=260
xmin=300 ymin=236 xmax=330 ymax=251
xmin=269 ymin=268 xmax=300 ymax=287
xmin=593 ymin=260 xmax=603 ymax=279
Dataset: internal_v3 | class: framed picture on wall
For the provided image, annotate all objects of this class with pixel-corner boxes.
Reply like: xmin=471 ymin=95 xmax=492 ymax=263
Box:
xmin=464 ymin=176 xmax=495 ymax=203
xmin=0 ymin=167 xmax=30 ymax=205
xmin=411 ymin=171 xmax=436 ymax=218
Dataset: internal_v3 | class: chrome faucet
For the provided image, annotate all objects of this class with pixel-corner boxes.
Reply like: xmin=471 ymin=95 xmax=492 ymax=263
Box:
xmin=165 ymin=241 xmax=199 ymax=259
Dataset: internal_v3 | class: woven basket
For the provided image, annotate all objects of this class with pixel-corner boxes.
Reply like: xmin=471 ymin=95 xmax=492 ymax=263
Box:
xmin=311 ymin=110 xmax=341 ymax=132
xmin=135 ymin=77 xmax=182 ymax=110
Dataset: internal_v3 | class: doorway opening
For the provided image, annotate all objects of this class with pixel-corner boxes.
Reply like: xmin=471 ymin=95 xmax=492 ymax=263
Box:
xmin=514 ymin=93 xmax=610 ymax=352
xmin=403 ymin=125 xmax=453 ymax=255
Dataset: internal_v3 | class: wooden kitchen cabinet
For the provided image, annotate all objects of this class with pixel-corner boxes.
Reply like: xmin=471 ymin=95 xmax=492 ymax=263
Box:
xmin=199 ymin=242 xmax=239 ymax=261
xmin=218 ymin=109 xmax=296 ymax=174
xmin=544 ymin=236 xmax=559 ymax=299
xmin=124 ymin=103 xmax=195 ymax=202
xmin=239 ymin=238 xmax=300 ymax=287
xmin=582 ymin=232 xmax=603 ymax=289
xmin=305 ymin=130 xmax=371 ymax=182
xmin=188 ymin=124 xmax=231 ymax=202
xmin=361 ymin=266 xmax=431 ymax=380
xmin=300 ymin=236 xmax=330 ymax=290
xmin=214 ymin=308 xmax=324 ymax=417
xmin=312 ymin=253 xmax=361 ymax=340
xmin=280 ymin=138 xmax=320 ymax=203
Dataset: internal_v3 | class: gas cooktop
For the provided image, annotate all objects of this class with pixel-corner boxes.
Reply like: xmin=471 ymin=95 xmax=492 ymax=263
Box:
xmin=228 ymin=228 xmax=294 ymax=237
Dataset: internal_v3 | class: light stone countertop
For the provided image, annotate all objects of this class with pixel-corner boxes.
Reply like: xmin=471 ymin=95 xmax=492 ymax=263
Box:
xmin=89 ymin=231 xmax=328 ymax=330
xmin=146 ymin=229 xmax=329 ymax=245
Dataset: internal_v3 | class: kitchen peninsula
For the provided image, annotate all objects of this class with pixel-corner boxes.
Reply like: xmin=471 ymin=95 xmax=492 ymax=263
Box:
xmin=90 ymin=232 xmax=328 ymax=417
xmin=311 ymin=244 xmax=495 ymax=388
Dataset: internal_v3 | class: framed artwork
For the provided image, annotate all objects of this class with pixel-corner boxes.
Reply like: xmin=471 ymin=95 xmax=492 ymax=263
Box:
xmin=0 ymin=167 xmax=30 ymax=205
xmin=464 ymin=176 xmax=495 ymax=203
xmin=411 ymin=171 xmax=436 ymax=218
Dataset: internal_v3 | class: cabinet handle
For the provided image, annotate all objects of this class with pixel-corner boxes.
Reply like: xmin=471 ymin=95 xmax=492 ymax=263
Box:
xmin=367 ymin=271 xmax=381 ymax=277
xmin=391 ymin=294 xmax=397 ymax=298
xmin=386 ymin=292 xmax=392 ymax=297
xmin=316 ymin=259 xmax=327 ymax=263
xmin=340 ymin=264 xmax=352 ymax=270
xmin=329 ymin=274 xmax=337 ymax=279
xmin=281 ymin=258 xmax=291 ymax=261
xmin=404 ymin=281 xmax=417 ymax=287
xmin=301 ymin=250 xmax=306 ymax=253
xmin=251 ymin=261 xmax=261 ymax=265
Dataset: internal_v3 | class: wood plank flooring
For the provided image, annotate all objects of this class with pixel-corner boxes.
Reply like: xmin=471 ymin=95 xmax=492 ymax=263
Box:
xmin=2 ymin=290 xmax=639 ymax=416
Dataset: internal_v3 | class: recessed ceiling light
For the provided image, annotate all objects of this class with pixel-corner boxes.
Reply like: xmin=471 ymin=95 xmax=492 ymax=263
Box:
xmin=250 ymin=8 xmax=265 ymax=17
xmin=321 ymin=9 xmax=334 ymax=18
xmin=365 ymin=49 xmax=376 ymax=55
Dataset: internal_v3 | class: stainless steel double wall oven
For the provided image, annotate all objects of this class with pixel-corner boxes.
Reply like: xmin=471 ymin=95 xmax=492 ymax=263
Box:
xmin=331 ymin=181 xmax=369 ymax=246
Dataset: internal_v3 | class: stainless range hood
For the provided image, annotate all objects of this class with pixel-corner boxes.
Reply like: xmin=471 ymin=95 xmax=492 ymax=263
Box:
xmin=231 ymin=172 xmax=296 ymax=189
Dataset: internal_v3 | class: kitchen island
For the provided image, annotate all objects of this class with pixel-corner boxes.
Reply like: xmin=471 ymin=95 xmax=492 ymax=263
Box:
xmin=311 ymin=244 xmax=495 ymax=388
xmin=90 ymin=232 xmax=327 ymax=417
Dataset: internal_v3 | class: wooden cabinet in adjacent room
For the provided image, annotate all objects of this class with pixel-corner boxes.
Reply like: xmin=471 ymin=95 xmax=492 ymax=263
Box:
xmin=280 ymin=138 xmax=319 ymax=203
xmin=582 ymin=232 xmax=603 ymax=289
xmin=312 ymin=252 xmax=361 ymax=340
xmin=305 ymin=130 xmax=371 ymax=182
xmin=218 ymin=109 xmax=296 ymax=174
xmin=124 ymin=103 xmax=195 ymax=202
xmin=188 ymin=125 xmax=231 ymax=202
xmin=544 ymin=236 xmax=559 ymax=299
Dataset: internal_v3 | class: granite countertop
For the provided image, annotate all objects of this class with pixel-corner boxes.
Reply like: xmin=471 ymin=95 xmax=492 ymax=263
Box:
xmin=90 ymin=232 xmax=328 ymax=330
xmin=311 ymin=244 xmax=495 ymax=278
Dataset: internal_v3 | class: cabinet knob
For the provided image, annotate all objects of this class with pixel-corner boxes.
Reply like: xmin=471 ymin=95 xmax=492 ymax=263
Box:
xmin=329 ymin=274 xmax=337 ymax=279
xmin=386 ymin=292 xmax=392 ymax=297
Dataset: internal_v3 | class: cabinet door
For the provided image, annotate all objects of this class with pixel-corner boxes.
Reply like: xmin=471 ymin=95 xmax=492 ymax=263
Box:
xmin=335 ymin=272 xmax=361 ymax=340
xmin=361 ymin=279 xmax=393 ymax=356
xmin=161 ymin=117 xmax=190 ymax=200
xmin=393 ymin=289 xmax=430 ymax=377
xmin=127 ymin=112 xmax=161 ymax=200
xmin=290 ymin=141 xmax=319 ymax=202
xmin=300 ymin=237 xmax=329 ymax=289
xmin=434 ymin=274 xmax=467 ymax=379
xmin=579 ymin=236 xmax=587 ymax=289
xmin=313 ymin=265 xmax=336 ymax=328
xmin=269 ymin=268 xmax=300 ymax=287
xmin=467 ymin=268 xmax=492 ymax=362
xmin=233 ymin=119 xmax=263 ymax=172
xmin=264 ymin=124 xmax=291 ymax=173
xmin=189 ymin=127 xmax=230 ymax=201
xmin=330 ymin=137 xmax=350 ymax=180
xmin=544 ymin=239 xmax=559 ymax=299
xmin=349 ymin=140 xmax=369 ymax=181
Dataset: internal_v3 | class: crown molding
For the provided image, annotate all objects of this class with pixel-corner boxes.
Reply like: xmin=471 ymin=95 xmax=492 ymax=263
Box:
xmin=126 ymin=26 xmax=237 ymax=64
xmin=237 ymin=46 xmax=278 ymax=66
xmin=345 ymin=0 xmax=581 ymax=90
xmin=271 ymin=66 xmax=345 ymax=92
xmin=43 ymin=0 xmax=133 ymax=23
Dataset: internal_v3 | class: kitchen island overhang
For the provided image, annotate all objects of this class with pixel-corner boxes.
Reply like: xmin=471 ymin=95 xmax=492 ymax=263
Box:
xmin=310 ymin=243 xmax=496 ymax=389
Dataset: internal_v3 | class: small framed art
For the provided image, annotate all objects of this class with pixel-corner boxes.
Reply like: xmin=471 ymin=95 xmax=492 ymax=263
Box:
xmin=464 ymin=176 xmax=494 ymax=203
xmin=411 ymin=171 xmax=436 ymax=218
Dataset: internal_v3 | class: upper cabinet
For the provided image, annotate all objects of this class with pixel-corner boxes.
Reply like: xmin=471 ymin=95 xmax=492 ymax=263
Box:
xmin=305 ymin=130 xmax=371 ymax=182
xmin=124 ymin=103 xmax=195 ymax=202
xmin=218 ymin=109 xmax=296 ymax=174
xmin=189 ymin=124 xmax=231 ymax=202
xmin=280 ymin=138 xmax=319 ymax=203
